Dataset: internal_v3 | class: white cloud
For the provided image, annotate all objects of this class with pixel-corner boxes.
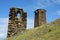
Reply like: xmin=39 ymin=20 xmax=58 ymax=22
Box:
xmin=27 ymin=18 xmax=34 ymax=29
xmin=0 ymin=18 xmax=8 ymax=38
xmin=52 ymin=0 xmax=60 ymax=3
xmin=0 ymin=33 xmax=5 ymax=38
xmin=57 ymin=0 xmax=60 ymax=2
xmin=36 ymin=0 xmax=52 ymax=8
xmin=56 ymin=11 xmax=60 ymax=15
xmin=37 ymin=2 xmax=46 ymax=8
xmin=0 ymin=18 xmax=8 ymax=25
xmin=35 ymin=0 xmax=60 ymax=9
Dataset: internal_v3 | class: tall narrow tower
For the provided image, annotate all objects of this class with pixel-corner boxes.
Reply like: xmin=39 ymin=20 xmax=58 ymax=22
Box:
xmin=34 ymin=9 xmax=46 ymax=27
xmin=7 ymin=8 xmax=27 ymax=37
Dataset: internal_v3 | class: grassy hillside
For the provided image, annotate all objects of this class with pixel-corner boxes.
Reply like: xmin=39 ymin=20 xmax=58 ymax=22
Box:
xmin=5 ymin=18 xmax=60 ymax=40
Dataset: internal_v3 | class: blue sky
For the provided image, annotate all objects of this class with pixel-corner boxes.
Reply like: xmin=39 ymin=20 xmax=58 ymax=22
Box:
xmin=0 ymin=0 xmax=60 ymax=40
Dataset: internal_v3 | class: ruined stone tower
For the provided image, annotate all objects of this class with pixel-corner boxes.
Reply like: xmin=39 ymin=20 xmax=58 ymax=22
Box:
xmin=34 ymin=9 xmax=46 ymax=27
xmin=7 ymin=8 xmax=27 ymax=37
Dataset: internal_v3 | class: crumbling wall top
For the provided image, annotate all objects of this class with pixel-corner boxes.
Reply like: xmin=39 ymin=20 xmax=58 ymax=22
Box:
xmin=34 ymin=9 xmax=46 ymax=13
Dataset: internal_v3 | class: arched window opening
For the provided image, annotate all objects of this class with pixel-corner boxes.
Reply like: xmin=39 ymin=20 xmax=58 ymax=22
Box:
xmin=17 ymin=13 xmax=21 ymax=18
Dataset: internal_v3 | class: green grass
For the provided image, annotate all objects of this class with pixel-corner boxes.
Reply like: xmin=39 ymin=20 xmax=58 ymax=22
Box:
xmin=5 ymin=18 xmax=60 ymax=40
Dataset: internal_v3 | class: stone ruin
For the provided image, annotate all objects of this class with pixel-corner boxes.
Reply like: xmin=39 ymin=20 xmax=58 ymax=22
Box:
xmin=7 ymin=8 xmax=27 ymax=37
xmin=7 ymin=8 xmax=46 ymax=37
xmin=34 ymin=9 xmax=46 ymax=27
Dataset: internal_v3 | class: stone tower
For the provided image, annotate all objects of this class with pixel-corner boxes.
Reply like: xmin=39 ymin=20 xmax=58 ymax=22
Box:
xmin=34 ymin=9 xmax=46 ymax=27
xmin=7 ymin=8 xmax=27 ymax=37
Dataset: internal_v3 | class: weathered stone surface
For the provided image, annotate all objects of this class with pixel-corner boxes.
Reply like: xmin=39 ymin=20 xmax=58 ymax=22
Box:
xmin=7 ymin=8 xmax=27 ymax=37
xmin=7 ymin=8 xmax=46 ymax=37
xmin=34 ymin=9 xmax=46 ymax=27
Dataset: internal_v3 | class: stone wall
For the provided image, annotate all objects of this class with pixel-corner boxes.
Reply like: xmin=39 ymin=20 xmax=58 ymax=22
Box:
xmin=34 ymin=9 xmax=46 ymax=27
xmin=7 ymin=8 xmax=27 ymax=37
xmin=7 ymin=8 xmax=46 ymax=37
